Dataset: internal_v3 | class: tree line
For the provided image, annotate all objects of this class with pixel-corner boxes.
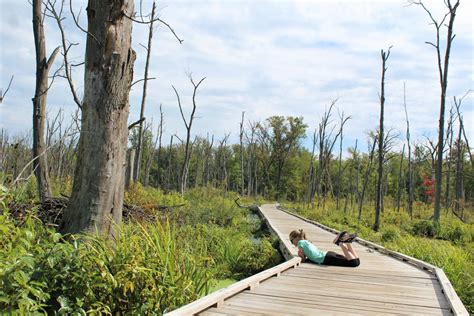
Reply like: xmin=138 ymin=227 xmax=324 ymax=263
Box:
xmin=0 ymin=0 xmax=471 ymax=237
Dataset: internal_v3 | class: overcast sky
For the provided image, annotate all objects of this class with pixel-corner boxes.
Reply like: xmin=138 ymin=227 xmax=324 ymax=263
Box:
xmin=0 ymin=0 xmax=472 ymax=154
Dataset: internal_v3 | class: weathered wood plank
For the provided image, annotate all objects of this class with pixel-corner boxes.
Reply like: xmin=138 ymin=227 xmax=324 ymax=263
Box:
xmin=246 ymin=288 xmax=451 ymax=315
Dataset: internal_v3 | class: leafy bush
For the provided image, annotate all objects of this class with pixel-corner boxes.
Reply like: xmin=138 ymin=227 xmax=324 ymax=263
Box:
xmin=124 ymin=182 xmax=185 ymax=210
xmin=412 ymin=220 xmax=440 ymax=238
xmin=439 ymin=224 xmax=472 ymax=245
xmin=0 ymin=213 xmax=214 ymax=314
xmin=381 ymin=227 xmax=400 ymax=242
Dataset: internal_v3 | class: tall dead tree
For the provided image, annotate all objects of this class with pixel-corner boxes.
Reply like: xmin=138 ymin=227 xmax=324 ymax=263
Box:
xmin=61 ymin=0 xmax=136 ymax=236
xmin=453 ymin=94 xmax=468 ymax=220
xmin=445 ymin=106 xmax=455 ymax=214
xmin=403 ymin=83 xmax=414 ymax=218
xmin=203 ymin=134 xmax=214 ymax=187
xmin=32 ymin=0 xmax=60 ymax=202
xmin=454 ymin=113 xmax=464 ymax=219
xmin=336 ymin=112 xmax=351 ymax=210
xmin=314 ymin=99 xmax=340 ymax=207
xmin=166 ymin=135 xmax=174 ymax=191
xmin=454 ymin=91 xmax=473 ymax=168
xmin=374 ymin=47 xmax=391 ymax=232
xmin=350 ymin=139 xmax=359 ymax=211
xmin=415 ymin=0 xmax=460 ymax=222
xmin=307 ymin=128 xmax=318 ymax=204
xmin=358 ymin=135 xmax=377 ymax=221
xmin=173 ymin=76 xmax=206 ymax=195
xmin=131 ymin=1 xmax=182 ymax=183
xmin=133 ymin=2 xmax=156 ymax=182
xmin=153 ymin=104 xmax=164 ymax=187
xmin=396 ymin=144 xmax=405 ymax=213
xmin=143 ymin=121 xmax=157 ymax=187
xmin=246 ymin=122 xmax=257 ymax=196
xmin=239 ymin=111 xmax=245 ymax=195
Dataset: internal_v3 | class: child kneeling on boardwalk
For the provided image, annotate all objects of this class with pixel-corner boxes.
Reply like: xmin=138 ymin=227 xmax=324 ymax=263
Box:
xmin=289 ymin=229 xmax=360 ymax=267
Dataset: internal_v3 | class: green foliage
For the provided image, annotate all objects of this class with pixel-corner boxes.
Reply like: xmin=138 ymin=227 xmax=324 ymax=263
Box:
xmin=412 ymin=220 xmax=440 ymax=238
xmin=1 ymin=186 xmax=282 ymax=314
xmin=7 ymin=177 xmax=38 ymax=203
xmin=124 ymin=182 xmax=185 ymax=208
xmin=381 ymin=227 xmax=400 ymax=242
xmin=0 ymin=211 xmax=215 ymax=314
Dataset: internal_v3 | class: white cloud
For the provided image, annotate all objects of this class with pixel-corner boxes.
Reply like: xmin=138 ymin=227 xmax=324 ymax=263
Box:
xmin=0 ymin=0 xmax=472 ymax=152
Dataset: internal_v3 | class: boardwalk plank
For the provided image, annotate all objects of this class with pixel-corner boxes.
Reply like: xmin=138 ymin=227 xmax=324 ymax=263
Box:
xmin=247 ymin=287 xmax=450 ymax=315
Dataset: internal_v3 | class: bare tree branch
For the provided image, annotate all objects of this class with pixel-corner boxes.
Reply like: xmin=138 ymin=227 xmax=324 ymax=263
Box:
xmin=122 ymin=11 xmax=183 ymax=44
xmin=68 ymin=0 xmax=101 ymax=46
xmin=0 ymin=75 xmax=14 ymax=104
xmin=128 ymin=117 xmax=145 ymax=130
xmin=46 ymin=0 xmax=82 ymax=109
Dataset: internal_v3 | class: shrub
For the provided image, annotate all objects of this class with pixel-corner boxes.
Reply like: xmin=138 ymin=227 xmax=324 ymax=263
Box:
xmin=439 ymin=224 xmax=472 ymax=245
xmin=0 ymin=214 xmax=214 ymax=314
xmin=381 ymin=227 xmax=400 ymax=242
xmin=412 ymin=220 xmax=440 ymax=238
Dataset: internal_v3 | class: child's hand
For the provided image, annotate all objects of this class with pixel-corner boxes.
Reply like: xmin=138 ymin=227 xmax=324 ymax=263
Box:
xmin=298 ymin=248 xmax=304 ymax=259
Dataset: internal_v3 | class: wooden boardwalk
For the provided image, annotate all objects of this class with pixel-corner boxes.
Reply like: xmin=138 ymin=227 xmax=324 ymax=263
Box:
xmin=166 ymin=204 xmax=468 ymax=315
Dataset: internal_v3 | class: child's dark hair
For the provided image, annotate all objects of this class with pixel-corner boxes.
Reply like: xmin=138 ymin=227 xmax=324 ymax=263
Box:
xmin=289 ymin=229 xmax=306 ymax=241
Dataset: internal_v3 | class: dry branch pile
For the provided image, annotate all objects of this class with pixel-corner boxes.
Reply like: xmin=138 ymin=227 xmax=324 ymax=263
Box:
xmin=4 ymin=198 xmax=176 ymax=227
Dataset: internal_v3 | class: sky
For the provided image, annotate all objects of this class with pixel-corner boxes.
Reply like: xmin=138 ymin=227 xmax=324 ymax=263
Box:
xmin=0 ymin=0 xmax=473 ymax=155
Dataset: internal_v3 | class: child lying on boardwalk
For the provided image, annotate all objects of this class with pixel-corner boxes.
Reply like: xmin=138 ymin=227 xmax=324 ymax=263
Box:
xmin=289 ymin=229 xmax=360 ymax=267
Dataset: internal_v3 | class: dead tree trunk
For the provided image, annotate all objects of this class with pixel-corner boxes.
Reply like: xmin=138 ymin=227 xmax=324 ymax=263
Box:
xmin=454 ymin=96 xmax=466 ymax=219
xmin=359 ymin=135 xmax=377 ymax=222
xmin=246 ymin=124 xmax=257 ymax=196
xmin=351 ymin=139 xmax=359 ymax=211
xmin=61 ymin=0 xmax=136 ymax=236
xmin=239 ymin=111 xmax=245 ymax=195
xmin=154 ymin=104 xmax=164 ymax=188
xmin=144 ymin=122 xmax=159 ymax=187
xmin=454 ymin=92 xmax=473 ymax=168
xmin=307 ymin=128 xmax=317 ymax=204
xmin=32 ymin=0 xmax=59 ymax=202
xmin=336 ymin=112 xmax=350 ymax=210
xmin=396 ymin=144 xmax=405 ymax=213
xmin=125 ymin=148 xmax=135 ymax=190
xmin=173 ymin=77 xmax=205 ymax=195
xmin=134 ymin=2 xmax=156 ymax=182
xmin=374 ymin=47 xmax=391 ymax=232
xmin=203 ymin=134 xmax=214 ymax=186
xmin=403 ymin=83 xmax=414 ymax=219
xmin=166 ymin=135 xmax=174 ymax=191
xmin=445 ymin=106 xmax=455 ymax=214
xmin=416 ymin=0 xmax=460 ymax=222
xmin=454 ymin=120 xmax=464 ymax=218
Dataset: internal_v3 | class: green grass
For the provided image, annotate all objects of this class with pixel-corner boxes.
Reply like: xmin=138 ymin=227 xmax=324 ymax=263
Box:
xmin=209 ymin=279 xmax=236 ymax=293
